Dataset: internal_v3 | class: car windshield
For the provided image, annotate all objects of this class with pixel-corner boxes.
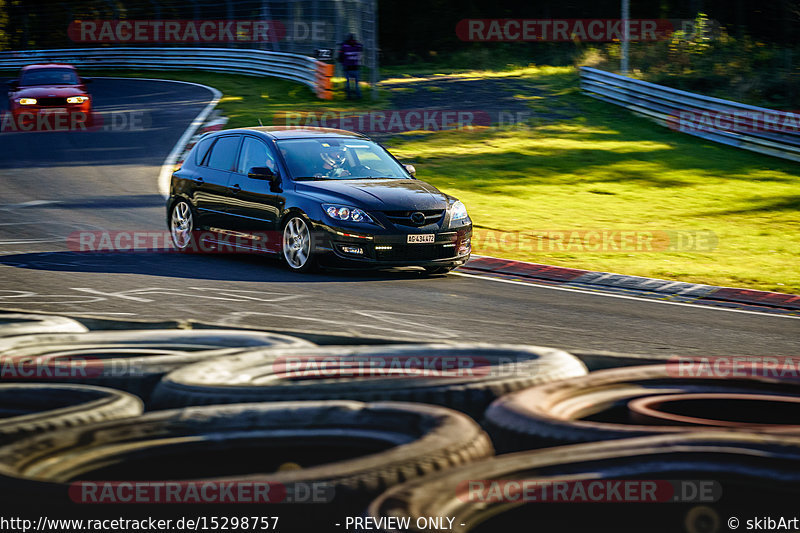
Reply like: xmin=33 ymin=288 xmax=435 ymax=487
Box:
xmin=20 ymin=68 xmax=80 ymax=86
xmin=277 ymin=138 xmax=410 ymax=180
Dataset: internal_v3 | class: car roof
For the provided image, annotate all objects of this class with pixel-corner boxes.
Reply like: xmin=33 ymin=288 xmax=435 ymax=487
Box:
xmin=21 ymin=64 xmax=78 ymax=71
xmin=220 ymin=126 xmax=370 ymax=140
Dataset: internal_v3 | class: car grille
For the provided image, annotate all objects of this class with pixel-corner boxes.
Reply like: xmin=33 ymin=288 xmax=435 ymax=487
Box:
xmin=376 ymin=244 xmax=458 ymax=261
xmin=37 ymin=97 xmax=68 ymax=106
xmin=382 ymin=209 xmax=445 ymax=227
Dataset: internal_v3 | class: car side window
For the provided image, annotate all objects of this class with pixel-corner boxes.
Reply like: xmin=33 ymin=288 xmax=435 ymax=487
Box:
xmin=194 ymin=137 xmax=214 ymax=166
xmin=237 ymin=137 xmax=277 ymax=174
xmin=205 ymin=135 xmax=241 ymax=171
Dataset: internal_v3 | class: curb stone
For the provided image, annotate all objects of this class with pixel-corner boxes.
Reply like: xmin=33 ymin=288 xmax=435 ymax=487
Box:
xmin=461 ymin=255 xmax=800 ymax=312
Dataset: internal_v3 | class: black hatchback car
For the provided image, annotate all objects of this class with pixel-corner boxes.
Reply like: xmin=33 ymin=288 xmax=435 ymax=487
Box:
xmin=167 ymin=127 xmax=472 ymax=273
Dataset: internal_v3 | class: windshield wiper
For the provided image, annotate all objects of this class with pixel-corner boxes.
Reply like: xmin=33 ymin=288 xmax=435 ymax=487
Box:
xmin=293 ymin=176 xmax=329 ymax=181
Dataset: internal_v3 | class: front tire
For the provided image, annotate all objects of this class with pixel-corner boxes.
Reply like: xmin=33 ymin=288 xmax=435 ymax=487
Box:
xmin=282 ymin=215 xmax=316 ymax=272
xmin=169 ymin=200 xmax=195 ymax=252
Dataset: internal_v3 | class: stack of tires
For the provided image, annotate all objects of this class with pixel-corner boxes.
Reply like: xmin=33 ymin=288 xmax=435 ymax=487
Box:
xmin=365 ymin=356 xmax=800 ymax=532
xmin=0 ymin=311 xmax=797 ymax=532
xmin=0 ymin=312 xmax=590 ymax=530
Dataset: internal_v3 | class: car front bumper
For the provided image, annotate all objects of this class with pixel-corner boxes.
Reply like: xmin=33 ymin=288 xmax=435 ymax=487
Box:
xmin=315 ymin=224 xmax=473 ymax=268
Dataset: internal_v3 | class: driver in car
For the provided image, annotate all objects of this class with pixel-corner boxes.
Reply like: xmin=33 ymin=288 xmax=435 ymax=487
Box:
xmin=316 ymin=147 xmax=351 ymax=178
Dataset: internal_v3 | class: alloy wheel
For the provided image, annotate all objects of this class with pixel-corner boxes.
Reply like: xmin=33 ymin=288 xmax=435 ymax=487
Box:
xmin=170 ymin=202 xmax=193 ymax=250
xmin=282 ymin=217 xmax=312 ymax=270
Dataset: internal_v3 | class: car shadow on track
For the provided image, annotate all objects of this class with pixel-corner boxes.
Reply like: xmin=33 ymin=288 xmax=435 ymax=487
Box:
xmin=0 ymin=251 xmax=443 ymax=283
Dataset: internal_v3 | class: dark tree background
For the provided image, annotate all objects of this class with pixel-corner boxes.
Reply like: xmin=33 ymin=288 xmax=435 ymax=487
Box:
xmin=378 ymin=0 xmax=799 ymax=63
xmin=1 ymin=0 xmax=798 ymax=61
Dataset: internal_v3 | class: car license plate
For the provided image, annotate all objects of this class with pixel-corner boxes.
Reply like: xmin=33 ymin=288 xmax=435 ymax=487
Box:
xmin=40 ymin=108 xmax=67 ymax=114
xmin=407 ymin=234 xmax=434 ymax=244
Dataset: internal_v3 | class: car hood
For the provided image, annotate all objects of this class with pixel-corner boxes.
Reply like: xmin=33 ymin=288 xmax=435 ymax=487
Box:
xmin=294 ymin=178 xmax=450 ymax=210
xmin=14 ymin=86 xmax=87 ymax=98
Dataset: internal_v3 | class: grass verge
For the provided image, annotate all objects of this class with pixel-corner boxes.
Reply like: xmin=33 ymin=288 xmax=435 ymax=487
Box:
xmin=387 ymin=67 xmax=799 ymax=294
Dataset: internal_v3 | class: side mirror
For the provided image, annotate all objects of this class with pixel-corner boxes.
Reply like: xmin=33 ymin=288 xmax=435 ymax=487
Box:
xmin=248 ymin=166 xmax=277 ymax=181
xmin=248 ymin=166 xmax=281 ymax=191
xmin=403 ymin=164 xmax=416 ymax=177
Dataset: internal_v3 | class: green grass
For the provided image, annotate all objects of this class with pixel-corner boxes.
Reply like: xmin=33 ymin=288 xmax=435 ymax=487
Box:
xmin=10 ymin=67 xmax=795 ymax=293
xmin=72 ymin=70 xmax=389 ymax=129
xmin=386 ymin=67 xmax=800 ymax=294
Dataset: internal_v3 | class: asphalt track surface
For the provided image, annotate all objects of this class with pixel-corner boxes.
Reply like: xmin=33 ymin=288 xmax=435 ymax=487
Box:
xmin=0 ymin=78 xmax=797 ymax=356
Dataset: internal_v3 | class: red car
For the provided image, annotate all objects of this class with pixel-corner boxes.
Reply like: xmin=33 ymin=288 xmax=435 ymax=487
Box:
xmin=7 ymin=64 xmax=93 ymax=131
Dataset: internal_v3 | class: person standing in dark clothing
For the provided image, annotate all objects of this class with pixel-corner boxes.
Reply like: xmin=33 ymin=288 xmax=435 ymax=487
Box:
xmin=338 ymin=34 xmax=363 ymax=99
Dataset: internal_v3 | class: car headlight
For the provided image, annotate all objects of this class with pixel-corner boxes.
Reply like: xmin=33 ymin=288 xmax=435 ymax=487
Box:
xmin=451 ymin=200 xmax=469 ymax=221
xmin=323 ymin=204 xmax=374 ymax=224
xmin=66 ymin=96 xmax=89 ymax=104
xmin=18 ymin=98 xmax=37 ymax=105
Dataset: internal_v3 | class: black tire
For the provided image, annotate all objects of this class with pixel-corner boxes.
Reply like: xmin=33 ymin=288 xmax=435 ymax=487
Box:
xmin=0 ymin=313 xmax=87 ymax=337
xmin=485 ymin=363 xmax=800 ymax=452
xmin=0 ymin=329 xmax=312 ymax=403
xmin=0 ymin=401 xmax=493 ymax=527
xmin=151 ymin=343 xmax=587 ymax=418
xmin=0 ymin=384 xmax=142 ymax=443
xmin=281 ymin=215 xmax=317 ymax=272
xmin=570 ymin=349 xmax=689 ymax=371
xmin=367 ymin=432 xmax=800 ymax=532
xmin=423 ymin=266 xmax=455 ymax=276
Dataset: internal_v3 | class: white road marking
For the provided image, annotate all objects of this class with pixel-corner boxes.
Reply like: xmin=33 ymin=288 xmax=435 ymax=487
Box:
xmin=101 ymin=78 xmax=225 ymax=198
xmin=0 ymin=200 xmax=60 ymax=209
xmin=451 ymin=272 xmax=800 ymax=320
xmin=0 ymin=238 xmax=63 ymax=245
xmin=221 ymin=310 xmax=458 ymax=338
xmin=72 ymin=288 xmax=155 ymax=302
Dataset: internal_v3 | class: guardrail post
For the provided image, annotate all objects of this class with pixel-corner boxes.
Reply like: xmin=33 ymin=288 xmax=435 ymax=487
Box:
xmin=621 ymin=0 xmax=629 ymax=75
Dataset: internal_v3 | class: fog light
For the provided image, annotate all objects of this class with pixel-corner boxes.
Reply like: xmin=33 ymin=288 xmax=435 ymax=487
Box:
xmin=341 ymin=246 xmax=363 ymax=255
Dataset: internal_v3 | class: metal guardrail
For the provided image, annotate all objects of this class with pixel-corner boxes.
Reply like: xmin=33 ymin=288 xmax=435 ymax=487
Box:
xmin=580 ymin=67 xmax=800 ymax=163
xmin=0 ymin=47 xmax=333 ymax=99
